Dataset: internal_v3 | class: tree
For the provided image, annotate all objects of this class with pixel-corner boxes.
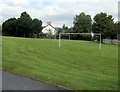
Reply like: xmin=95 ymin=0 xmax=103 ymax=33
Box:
xmin=2 ymin=11 xmax=43 ymax=37
xmin=92 ymin=12 xmax=115 ymax=42
xmin=32 ymin=18 xmax=42 ymax=37
xmin=113 ymin=22 xmax=120 ymax=39
xmin=62 ymin=24 xmax=68 ymax=32
xmin=0 ymin=25 xmax=2 ymax=35
xmin=109 ymin=22 xmax=118 ymax=39
xmin=55 ymin=27 xmax=63 ymax=38
xmin=16 ymin=11 xmax=33 ymax=37
xmin=73 ymin=12 xmax=92 ymax=33
xmin=2 ymin=18 xmax=17 ymax=36
xmin=117 ymin=22 xmax=120 ymax=41
xmin=72 ymin=12 xmax=92 ymax=40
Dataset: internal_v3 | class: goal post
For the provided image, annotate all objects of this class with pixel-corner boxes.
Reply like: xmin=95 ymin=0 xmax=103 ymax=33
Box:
xmin=59 ymin=33 xmax=101 ymax=49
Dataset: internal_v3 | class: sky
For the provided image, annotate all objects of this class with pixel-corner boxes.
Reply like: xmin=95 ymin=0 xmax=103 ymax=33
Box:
xmin=0 ymin=0 xmax=119 ymax=27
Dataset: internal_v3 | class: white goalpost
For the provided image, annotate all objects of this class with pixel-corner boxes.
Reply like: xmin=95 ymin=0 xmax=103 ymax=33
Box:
xmin=59 ymin=33 xmax=101 ymax=49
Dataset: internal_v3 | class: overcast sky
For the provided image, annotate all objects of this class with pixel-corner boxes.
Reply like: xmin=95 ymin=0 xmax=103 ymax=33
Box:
xmin=0 ymin=0 xmax=119 ymax=27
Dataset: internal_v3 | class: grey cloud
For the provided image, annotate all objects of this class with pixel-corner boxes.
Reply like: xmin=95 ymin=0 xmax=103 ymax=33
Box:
xmin=0 ymin=0 xmax=119 ymax=26
xmin=41 ymin=13 xmax=75 ymax=27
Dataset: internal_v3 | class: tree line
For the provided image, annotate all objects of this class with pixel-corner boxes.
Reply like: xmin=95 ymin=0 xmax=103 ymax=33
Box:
xmin=2 ymin=11 xmax=119 ymax=41
xmin=2 ymin=11 xmax=42 ymax=37
xmin=61 ymin=12 xmax=119 ymax=42
xmin=0 ymin=25 xmax=2 ymax=36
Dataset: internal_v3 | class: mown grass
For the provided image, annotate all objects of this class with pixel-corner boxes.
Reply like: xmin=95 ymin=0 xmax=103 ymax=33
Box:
xmin=2 ymin=37 xmax=118 ymax=90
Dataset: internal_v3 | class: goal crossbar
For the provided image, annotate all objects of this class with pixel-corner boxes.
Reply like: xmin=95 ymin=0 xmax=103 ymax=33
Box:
xmin=59 ymin=33 xmax=101 ymax=49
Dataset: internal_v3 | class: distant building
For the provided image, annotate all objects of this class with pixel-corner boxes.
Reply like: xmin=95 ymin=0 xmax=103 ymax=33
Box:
xmin=42 ymin=22 xmax=56 ymax=35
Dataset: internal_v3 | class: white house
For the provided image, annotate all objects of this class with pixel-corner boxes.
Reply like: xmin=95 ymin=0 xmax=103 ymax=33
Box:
xmin=42 ymin=22 xmax=56 ymax=35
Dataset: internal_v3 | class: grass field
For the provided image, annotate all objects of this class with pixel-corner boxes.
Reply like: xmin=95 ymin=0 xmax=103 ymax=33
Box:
xmin=2 ymin=37 xmax=118 ymax=90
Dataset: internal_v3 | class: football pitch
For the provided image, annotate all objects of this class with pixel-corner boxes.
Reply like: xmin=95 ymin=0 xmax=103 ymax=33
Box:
xmin=2 ymin=37 xmax=118 ymax=90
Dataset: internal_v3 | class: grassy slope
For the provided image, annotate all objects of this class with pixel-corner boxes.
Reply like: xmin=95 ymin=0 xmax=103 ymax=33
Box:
xmin=3 ymin=37 xmax=118 ymax=90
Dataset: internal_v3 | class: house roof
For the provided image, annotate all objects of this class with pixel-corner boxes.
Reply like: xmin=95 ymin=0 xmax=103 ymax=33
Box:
xmin=43 ymin=24 xmax=55 ymax=29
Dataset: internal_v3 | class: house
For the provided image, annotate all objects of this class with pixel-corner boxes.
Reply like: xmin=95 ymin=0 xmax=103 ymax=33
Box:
xmin=42 ymin=22 xmax=56 ymax=35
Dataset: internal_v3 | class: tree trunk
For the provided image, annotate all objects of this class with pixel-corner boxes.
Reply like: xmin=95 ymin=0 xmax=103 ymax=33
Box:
xmin=24 ymin=34 xmax=25 ymax=38
xmin=111 ymin=40 xmax=113 ymax=45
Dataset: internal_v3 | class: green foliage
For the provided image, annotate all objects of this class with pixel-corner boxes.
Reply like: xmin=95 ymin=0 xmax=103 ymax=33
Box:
xmin=63 ymin=12 xmax=117 ymax=41
xmin=73 ymin=12 xmax=92 ymax=33
xmin=62 ymin=24 xmax=68 ymax=32
xmin=70 ymin=12 xmax=92 ymax=40
xmin=0 ymin=25 xmax=2 ymax=35
xmin=2 ymin=11 xmax=43 ymax=37
xmin=20 ymin=11 xmax=31 ymax=18
xmin=16 ymin=12 xmax=33 ymax=37
xmin=109 ymin=22 xmax=118 ymax=39
xmin=2 ymin=11 xmax=118 ymax=40
xmin=92 ymin=12 xmax=115 ymax=41
xmin=32 ymin=18 xmax=42 ymax=36
xmin=3 ymin=37 xmax=118 ymax=90
xmin=2 ymin=18 xmax=17 ymax=36
xmin=55 ymin=28 xmax=63 ymax=38
xmin=114 ymin=22 xmax=120 ymax=35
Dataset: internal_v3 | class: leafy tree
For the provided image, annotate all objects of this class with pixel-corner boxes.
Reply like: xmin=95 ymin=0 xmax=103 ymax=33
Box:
xmin=92 ymin=12 xmax=115 ymax=42
xmin=110 ymin=22 xmax=118 ymax=39
xmin=117 ymin=22 xmax=120 ymax=41
xmin=72 ymin=12 xmax=92 ymax=40
xmin=16 ymin=12 xmax=33 ymax=37
xmin=2 ymin=18 xmax=17 ymax=36
xmin=113 ymin=22 xmax=120 ymax=39
xmin=32 ymin=18 xmax=42 ymax=37
xmin=62 ymin=24 xmax=68 ymax=32
xmin=2 ymin=11 xmax=43 ymax=37
xmin=55 ymin=27 xmax=63 ymax=38
xmin=0 ymin=25 xmax=2 ymax=35
xmin=73 ymin=12 xmax=92 ymax=33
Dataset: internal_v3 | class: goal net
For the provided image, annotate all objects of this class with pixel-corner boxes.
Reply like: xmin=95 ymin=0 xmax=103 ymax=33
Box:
xmin=59 ymin=32 xmax=101 ymax=49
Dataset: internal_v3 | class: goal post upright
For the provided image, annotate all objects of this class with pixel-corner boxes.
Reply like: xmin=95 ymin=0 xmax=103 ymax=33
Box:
xmin=99 ymin=33 xmax=101 ymax=49
xmin=69 ymin=34 xmax=70 ymax=40
xmin=59 ymin=33 xmax=102 ymax=49
xmin=59 ymin=33 xmax=61 ymax=48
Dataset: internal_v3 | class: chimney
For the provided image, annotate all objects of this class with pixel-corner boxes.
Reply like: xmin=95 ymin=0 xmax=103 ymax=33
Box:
xmin=47 ymin=22 xmax=51 ymax=25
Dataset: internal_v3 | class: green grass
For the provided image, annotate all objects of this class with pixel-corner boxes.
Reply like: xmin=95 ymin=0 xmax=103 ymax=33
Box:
xmin=3 ymin=37 xmax=118 ymax=90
